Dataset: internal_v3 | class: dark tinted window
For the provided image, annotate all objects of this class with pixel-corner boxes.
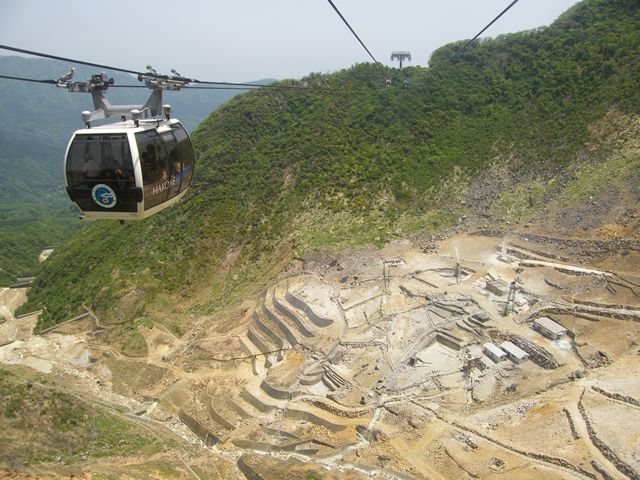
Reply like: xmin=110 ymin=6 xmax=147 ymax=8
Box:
xmin=136 ymin=129 xmax=170 ymax=211
xmin=172 ymin=124 xmax=194 ymax=193
xmin=66 ymin=134 xmax=137 ymax=212
xmin=137 ymin=124 xmax=194 ymax=211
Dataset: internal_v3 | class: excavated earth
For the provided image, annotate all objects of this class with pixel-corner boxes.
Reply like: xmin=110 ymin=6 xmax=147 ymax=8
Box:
xmin=1 ymin=230 xmax=640 ymax=479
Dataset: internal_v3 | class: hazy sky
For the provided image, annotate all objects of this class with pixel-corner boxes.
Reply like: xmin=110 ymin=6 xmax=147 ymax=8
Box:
xmin=0 ymin=0 xmax=579 ymax=83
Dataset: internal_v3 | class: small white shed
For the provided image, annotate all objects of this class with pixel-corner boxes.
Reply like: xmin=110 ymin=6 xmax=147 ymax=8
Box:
xmin=500 ymin=341 xmax=529 ymax=364
xmin=483 ymin=342 xmax=507 ymax=363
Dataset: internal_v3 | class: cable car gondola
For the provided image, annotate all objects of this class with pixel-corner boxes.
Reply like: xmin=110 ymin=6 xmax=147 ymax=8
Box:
xmin=62 ymin=69 xmax=194 ymax=220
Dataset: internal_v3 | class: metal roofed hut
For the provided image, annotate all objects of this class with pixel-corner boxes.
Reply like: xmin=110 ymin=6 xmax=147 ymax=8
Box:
xmin=533 ymin=317 xmax=568 ymax=341
xmin=483 ymin=342 xmax=507 ymax=363
xmin=500 ymin=341 xmax=529 ymax=364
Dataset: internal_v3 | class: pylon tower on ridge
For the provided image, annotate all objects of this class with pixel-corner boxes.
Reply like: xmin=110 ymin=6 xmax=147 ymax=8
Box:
xmin=391 ymin=51 xmax=412 ymax=68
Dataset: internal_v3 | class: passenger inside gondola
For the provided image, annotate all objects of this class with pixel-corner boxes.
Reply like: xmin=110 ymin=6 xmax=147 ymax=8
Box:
xmin=146 ymin=144 xmax=158 ymax=163
xmin=82 ymin=152 xmax=101 ymax=179
xmin=171 ymin=160 xmax=183 ymax=176
xmin=155 ymin=158 xmax=169 ymax=184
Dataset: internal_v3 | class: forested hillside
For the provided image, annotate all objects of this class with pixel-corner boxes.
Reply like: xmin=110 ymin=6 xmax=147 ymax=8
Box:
xmin=17 ymin=0 xmax=640 ymax=344
xmin=0 ymin=56 xmax=265 ymax=286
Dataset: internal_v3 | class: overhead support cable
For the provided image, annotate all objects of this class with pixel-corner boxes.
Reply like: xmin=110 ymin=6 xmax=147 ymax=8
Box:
xmin=0 ymin=43 xmax=147 ymax=77
xmin=429 ymin=0 xmax=519 ymax=76
xmin=0 ymin=72 xmax=341 ymax=93
xmin=0 ymin=43 xmax=302 ymax=90
xmin=326 ymin=0 xmax=382 ymax=67
xmin=0 ymin=74 xmax=56 ymax=84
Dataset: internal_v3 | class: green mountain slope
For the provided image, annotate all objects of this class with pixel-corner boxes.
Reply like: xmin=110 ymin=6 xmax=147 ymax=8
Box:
xmin=17 ymin=0 xmax=640 ymax=343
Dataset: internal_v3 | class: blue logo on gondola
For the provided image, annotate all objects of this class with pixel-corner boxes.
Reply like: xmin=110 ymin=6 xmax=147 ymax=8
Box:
xmin=91 ymin=184 xmax=117 ymax=208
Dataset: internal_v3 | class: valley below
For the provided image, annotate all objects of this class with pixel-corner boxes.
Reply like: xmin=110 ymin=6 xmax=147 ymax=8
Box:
xmin=2 ymin=228 xmax=639 ymax=479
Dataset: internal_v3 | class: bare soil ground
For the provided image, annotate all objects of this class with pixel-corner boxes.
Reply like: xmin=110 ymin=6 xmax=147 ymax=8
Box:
xmin=2 ymin=227 xmax=640 ymax=479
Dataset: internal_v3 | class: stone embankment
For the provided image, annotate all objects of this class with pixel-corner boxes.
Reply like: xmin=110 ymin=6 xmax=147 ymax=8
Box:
xmin=515 ymin=300 xmax=640 ymax=325
xmin=502 ymin=333 xmax=561 ymax=369
xmin=472 ymin=230 xmax=640 ymax=261
xmin=562 ymin=407 xmax=581 ymax=440
xmin=577 ymin=391 xmax=640 ymax=480
xmin=450 ymin=421 xmax=597 ymax=479
xmin=591 ymin=385 xmax=640 ymax=407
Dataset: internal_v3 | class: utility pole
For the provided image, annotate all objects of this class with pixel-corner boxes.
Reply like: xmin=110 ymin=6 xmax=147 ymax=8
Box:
xmin=391 ymin=51 xmax=412 ymax=68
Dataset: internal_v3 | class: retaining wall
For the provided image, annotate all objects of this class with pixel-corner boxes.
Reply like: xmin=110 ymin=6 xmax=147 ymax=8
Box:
xmin=207 ymin=401 xmax=235 ymax=430
xmin=233 ymin=439 xmax=275 ymax=453
xmin=287 ymin=408 xmax=348 ymax=433
xmin=262 ymin=302 xmax=300 ymax=346
xmin=591 ymin=460 xmax=616 ymax=480
xmin=237 ymin=335 xmax=265 ymax=376
xmin=247 ymin=326 xmax=274 ymax=358
xmin=316 ymin=441 xmax=357 ymax=459
xmin=285 ymin=282 xmax=333 ymax=327
xmin=549 ymin=305 xmax=640 ymax=323
xmin=562 ymin=408 xmax=581 ymax=440
xmin=506 ymin=333 xmax=560 ymax=369
xmin=260 ymin=379 xmax=301 ymax=400
xmin=435 ymin=333 xmax=463 ymax=351
xmin=573 ymin=298 xmax=640 ymax=312
xmin=241 ymin=386 xmax=275 ymax=413
xmin=451 ymin=421 xmax=596 ymax=479
xmin=237 ymin=455 xmax=265 ymax=480
xmin=261 ymin=425 xmax=301 ymax=441
xmin=301 ymin=397 xmax=375 ymax=418
xmin=272 ymin=288 xmax=314 ymax=338
xmin=253 ymin=310 xmax=287 ymax=354
xmin=299 ymin=371 xmax=324 ymax=386
xmin=226 ymin=395 xmax=254 ymax=419
xmin=178 ymin=409 xmax=220 ymax=446
xmin=472 ymin=230 xmax=640 ymax=255
xmin=38 ymin=312 xmax=91 ymax=335
xmin=508 ymin=244 xmax=571 ymax=262
xmin=16 ymin=310 xmax=42 ymax=319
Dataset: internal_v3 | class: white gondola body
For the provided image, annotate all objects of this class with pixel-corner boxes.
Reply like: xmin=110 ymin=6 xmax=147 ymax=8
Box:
xmin=64 ymin=117 xmax=194 ymax=220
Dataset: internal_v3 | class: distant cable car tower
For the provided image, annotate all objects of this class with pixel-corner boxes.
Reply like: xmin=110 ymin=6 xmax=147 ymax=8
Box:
xmin=391 ymin=51 xmax=412 ymax=68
